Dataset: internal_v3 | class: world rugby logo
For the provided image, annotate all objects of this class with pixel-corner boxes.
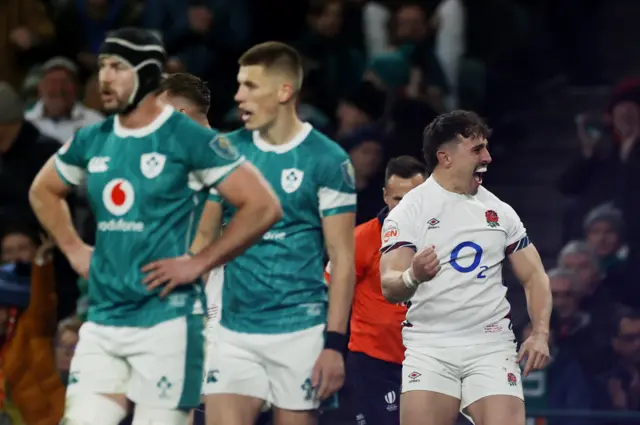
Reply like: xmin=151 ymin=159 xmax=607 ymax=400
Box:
xmin=102 ymin=179 xmax=135 ymax=216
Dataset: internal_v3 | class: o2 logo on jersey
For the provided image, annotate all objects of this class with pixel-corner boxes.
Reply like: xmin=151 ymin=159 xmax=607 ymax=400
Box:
xmin=102 ymin=179 xmax=135 ymax=216
xmin=449 ymin=241 xmax=489 ymax=279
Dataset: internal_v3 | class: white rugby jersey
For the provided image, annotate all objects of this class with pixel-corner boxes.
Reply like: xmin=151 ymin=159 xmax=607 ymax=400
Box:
xmin=380 ymin=176 xmax=530 ymax=347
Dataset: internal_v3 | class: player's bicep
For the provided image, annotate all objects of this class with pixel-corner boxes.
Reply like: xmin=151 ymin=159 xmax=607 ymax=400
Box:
xmin=32 ymin=156 xmax=74 ymax=198
xmin=322 ymin=213 xmax=356 ymax=262
xmin=380 ymin=247 xmax=415 ymax=276
xmin=508 ymin=244 xmax=545 ymax=285
xmin=214 ymin=162 xmax=280 ymax=211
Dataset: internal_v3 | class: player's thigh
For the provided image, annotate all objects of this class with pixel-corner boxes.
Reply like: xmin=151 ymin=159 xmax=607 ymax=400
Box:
xmin=343 ymin=352 xmax=401 ymax=425
xmin=401 ymin=346 xmax=462 ymax=425
xmin=460 ymin=341 xmax=524 ymax=425
xmin=202 ymin=324 xmax=270 ymax=401
xmin=263 ymin=324 xmax=325 ymax=412
xmin=65 ymin=322 xmax=130 ymax=399
xmin=205 ymin=394 xmax=264 ymax=425
xmin=400 ymin=391 xmax=460 ymax=425
xmin=126 ymin=316 xmax=205 ymax=411
xmin=64 ymin=322 xmax=130 ymax=425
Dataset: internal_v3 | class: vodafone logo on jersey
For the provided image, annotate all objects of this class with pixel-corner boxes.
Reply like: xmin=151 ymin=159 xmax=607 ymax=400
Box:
xmin=99 ymin=179 xmax=144 ymax=232
xmin=103 ymin=179 xmax=135 ymax=216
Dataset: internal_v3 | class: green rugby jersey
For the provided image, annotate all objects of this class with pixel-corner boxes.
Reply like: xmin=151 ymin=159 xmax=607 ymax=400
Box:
xmin=55 ymin=105 xmax=244 ymax=327
xmin=209 ymin=123 xmax=357 ymax=334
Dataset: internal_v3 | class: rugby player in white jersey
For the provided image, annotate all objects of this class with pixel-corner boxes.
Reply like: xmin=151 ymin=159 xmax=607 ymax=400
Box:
xmin=379 ymin=110 xmax=552 ymax=425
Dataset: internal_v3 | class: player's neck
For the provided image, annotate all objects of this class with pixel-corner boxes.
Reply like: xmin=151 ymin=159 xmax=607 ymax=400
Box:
xmin=117 ymin=95 xmax=164 ymax=129
xmin=432 ymin=169 xmax=468 ymax=195
xmin=259 ymin=111 xmax=304 ymax=145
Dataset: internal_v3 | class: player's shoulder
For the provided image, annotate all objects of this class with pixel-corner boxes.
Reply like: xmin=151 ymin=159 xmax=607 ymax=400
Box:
xmin=304 ymin=127 xmax=349 ymax=160
xmin=166 ymin=111 xmax=217 ymax=138
xmin=224 ymin=127 xmax=253 ymax=145
xmin=73 ymin=115 xmax=115 ymax=142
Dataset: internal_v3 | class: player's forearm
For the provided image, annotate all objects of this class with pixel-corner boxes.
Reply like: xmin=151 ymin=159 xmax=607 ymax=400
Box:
xmin=326 ymin=257 xmax=355 ymax=334
xmin=523 ymin=271 xmax=552 ymax=336
xmin=381 ymin=270 xmax=417 ymax=303
xmin=29 ymin=186 xmax=83 ymax=255
xmin=193 ymin=200 xmax=281 ymax=272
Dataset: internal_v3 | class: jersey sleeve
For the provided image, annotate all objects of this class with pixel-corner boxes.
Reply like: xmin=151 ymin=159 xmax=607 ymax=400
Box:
xmin=207 ymin=187 xmax=223 ymax=203
xmin=185 ymin=128 xmax=245 ymax=191
xmin=501 ymin=201 xmax=530 ymax=256
xmin=317 ymin=155 xmax=357 ymax=217
xmin=54 ymin=132 xmax=88 ymax=186
xmin=380 ymin=200 xmax=421 ymax=254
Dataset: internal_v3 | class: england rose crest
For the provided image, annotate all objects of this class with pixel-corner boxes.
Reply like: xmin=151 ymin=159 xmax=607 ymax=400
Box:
xmin=485 ymin=210 xmax=499 ymax=228
xmin=507 ymin=372 xmax=517 ymax=386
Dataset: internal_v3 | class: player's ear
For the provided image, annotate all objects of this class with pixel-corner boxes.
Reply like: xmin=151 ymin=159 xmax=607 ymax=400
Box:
xmin=436 ymin=149 xmax=451 ymax=168
xmin=277 ymin=82 xmax=295 ymax=104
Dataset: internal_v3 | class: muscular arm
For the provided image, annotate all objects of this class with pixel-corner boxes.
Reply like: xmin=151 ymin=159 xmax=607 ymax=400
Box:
xmin=191 ymin=162 xmax=282 ymax=273
xmin=189 ymin=200 xmax=223 ymax=254
xmin=29 ymin=157 xmax=84 ymax=255
xmin=323 ymin=213 xmax=356 ymax=334
xmin=509 ymin=244 xmax=552 ymax=336
xmin=380 ymin=247 xmax=417 ymax=303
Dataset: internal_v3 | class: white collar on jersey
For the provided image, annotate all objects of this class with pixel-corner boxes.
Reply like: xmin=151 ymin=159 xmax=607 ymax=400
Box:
xmin=113 ymin=104 xmax=174 ymax=138
xmin=252 ymin=122 xmax=312 ymax=154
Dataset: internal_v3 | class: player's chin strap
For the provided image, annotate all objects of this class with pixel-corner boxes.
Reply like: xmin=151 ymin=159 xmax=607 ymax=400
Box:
xmin=99 ymin=36 xmax=166 ymax=114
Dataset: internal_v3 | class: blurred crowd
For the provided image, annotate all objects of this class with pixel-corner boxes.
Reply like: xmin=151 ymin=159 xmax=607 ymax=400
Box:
xmin=2 ymin=0 xmax=639 ymax=424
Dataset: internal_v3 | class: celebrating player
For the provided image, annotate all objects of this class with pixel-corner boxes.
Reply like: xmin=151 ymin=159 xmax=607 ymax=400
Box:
xmin=379 ymin=111 xmax=552 ymax=425
xmin=199 ymin=41 xmax=357 ymax=425
xmin=325 ymin=156 xmax=427 ymax=425
xmin=29 ymin=28 xmax=282 ymax=425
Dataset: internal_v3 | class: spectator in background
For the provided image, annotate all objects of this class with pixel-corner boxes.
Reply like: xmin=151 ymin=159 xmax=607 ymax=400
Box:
xmin=0 ymin=83 xmax=60 ymax=222
xmin=557 ymin=241 xmax=617 ymax=320
xmin=520 ymin=320 xmax=592 ymax=425
xmin=432 ymin=0 xmax=465 ymax=110
xmin=549 ymin=267 xmax=612 ymax=375
xmin=559 ymin=85 xmax=640 ymax=242
xmin=143 ymin=0 xmax=250 ymax=119
xmin=597 ymin=310 xmax=640 ymax=414
xmin=0 ymin=0 xmax=56 ymax=90
xmin=296 ymin=0 xmax=365 ymax=118
xmin=52 ymin=0 xmax=142 ymax=79
xmin=1 ymin=221 xmax=40 ymax=265
xmin=341 ymin=126 xmax=385 ymax=223
xmin=54 ymin=316 xmax=81 ymax=386
xmin=336 ymin=80 xmax=386 ymax=138
xmin=390 ymin=2 xmax=449 ymax=113
xmin=583 ymin=204 xmax=628 ymax=273
xmin=25 ymin=57 xmax=104 ymax=144
xmin=143 ymin=0 xmax=250 ymax=77
xmin=1 ymin=239 xmax=65 ymax=425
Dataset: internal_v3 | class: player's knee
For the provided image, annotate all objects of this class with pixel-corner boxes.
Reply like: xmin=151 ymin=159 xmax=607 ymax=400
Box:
xmin=63 ymin=394 xmax=128 ymax=425
xmin=132 ymin=405 xmax=190 ymax=425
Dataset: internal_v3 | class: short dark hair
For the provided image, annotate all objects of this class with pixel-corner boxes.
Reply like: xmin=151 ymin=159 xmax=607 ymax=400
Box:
xmin=612 ymin=309 xmax=640 ymax=337
xmin=308 ymin=0 xmax=341 ymax=17
xmin=0 ymin=218 xmax=40 ymax=245
xmin=385 ymin=156 xmax=427 ymax=184
xmin=422 ymin=110 xmax=492 ymax=171
xmin=159 ymin=73 xmax=210 ymax=114
xmin=238 ymin=42 xmax=303 ymax=90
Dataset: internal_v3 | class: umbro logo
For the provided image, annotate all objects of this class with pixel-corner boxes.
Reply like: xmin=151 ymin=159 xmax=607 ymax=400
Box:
xmin=427 ymin=218 xmax=440 ymax=229
xmin=88 ymin=156 xmax=110 ymax=173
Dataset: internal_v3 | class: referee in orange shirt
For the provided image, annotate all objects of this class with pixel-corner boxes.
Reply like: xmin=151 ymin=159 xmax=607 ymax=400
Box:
xmin=326 ymin=156 xmax=427 ymax=425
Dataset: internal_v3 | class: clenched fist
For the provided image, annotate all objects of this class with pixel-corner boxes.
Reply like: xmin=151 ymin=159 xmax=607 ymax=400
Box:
xmin=411 ymin=245 xmax=441 ymax=282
